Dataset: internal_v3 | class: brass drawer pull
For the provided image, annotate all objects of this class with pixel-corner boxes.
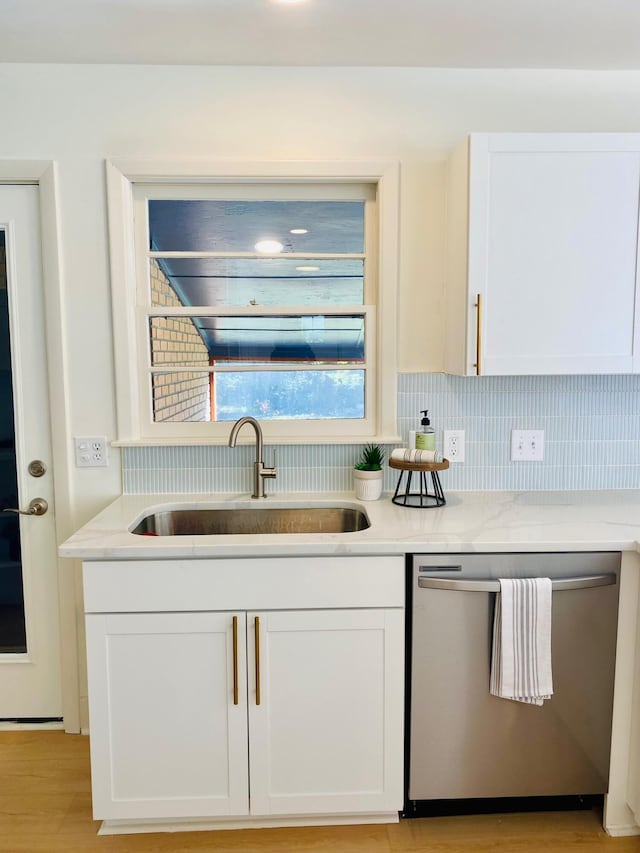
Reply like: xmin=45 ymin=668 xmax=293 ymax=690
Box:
xmin=255 ymin=616 xmax=261 ymax=706
xmin=232 ymin=615 xmax=239 ymax=705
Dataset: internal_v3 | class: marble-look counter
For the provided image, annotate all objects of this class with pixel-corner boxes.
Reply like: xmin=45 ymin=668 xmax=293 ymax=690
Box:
xmin=59 ymin=489 xmax=640 ymax=559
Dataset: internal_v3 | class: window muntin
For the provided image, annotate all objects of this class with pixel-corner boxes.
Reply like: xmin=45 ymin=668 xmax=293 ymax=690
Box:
xmin=135 ymin=182 xmax=377 ymax=435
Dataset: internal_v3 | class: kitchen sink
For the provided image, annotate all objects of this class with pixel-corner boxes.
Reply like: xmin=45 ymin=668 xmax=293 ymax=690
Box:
xmin=131 ymin=505 xmax=370 ymax=536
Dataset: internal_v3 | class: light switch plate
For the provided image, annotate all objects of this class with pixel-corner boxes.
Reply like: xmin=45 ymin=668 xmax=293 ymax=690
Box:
xmin=511 ymin=429 xmax=544 ymax=462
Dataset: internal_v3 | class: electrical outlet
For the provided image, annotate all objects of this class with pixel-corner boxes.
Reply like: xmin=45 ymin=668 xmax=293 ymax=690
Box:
xmin=443 ymin=430 xmax=465 ymax=463
xmin=75 ymin=436 xmax=109 ymax=468
xmin=511 ymin=429 xmax=544 ymax=462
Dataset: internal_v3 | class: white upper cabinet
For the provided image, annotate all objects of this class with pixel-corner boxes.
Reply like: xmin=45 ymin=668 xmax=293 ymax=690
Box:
xmin=445 ymin=134 xmax=640 ymax=376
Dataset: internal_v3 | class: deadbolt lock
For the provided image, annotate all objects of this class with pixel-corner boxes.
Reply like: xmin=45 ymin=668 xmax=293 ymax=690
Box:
xmin=28 ymin=460 xmax=47 ymax=478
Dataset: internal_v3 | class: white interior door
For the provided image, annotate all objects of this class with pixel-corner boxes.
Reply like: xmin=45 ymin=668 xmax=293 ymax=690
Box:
xmin=0 ymin=184 xmax=61 ymax=719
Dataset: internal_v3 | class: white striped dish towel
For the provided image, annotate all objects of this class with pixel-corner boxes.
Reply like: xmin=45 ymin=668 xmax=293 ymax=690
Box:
xmin=390 ymin=448 xmax=444 ymax=464
xmin=490 ymin=578 xmax=553 ymax=706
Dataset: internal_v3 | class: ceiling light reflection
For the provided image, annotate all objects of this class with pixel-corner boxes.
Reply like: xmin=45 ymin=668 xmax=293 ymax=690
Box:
xmin=255 ymin=239 xmax=284 ymax=253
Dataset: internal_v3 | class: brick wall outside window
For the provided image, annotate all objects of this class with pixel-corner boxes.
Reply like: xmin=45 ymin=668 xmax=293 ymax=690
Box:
xmin=149 ymin=260 xmax=211 ymax=422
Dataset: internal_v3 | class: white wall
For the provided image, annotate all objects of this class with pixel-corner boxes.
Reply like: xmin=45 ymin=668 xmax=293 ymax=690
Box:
xmin=5 ymin=67 xmax=640 ymax=412
xmin=3 ymin=63 xmax=640 ymax=724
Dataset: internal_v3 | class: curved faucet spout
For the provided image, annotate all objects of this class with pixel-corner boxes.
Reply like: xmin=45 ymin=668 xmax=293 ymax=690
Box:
xmin=228 ymin=416 xmax=263 ymax=456
xmin=228 ymin=416 xmax=276 ymax=499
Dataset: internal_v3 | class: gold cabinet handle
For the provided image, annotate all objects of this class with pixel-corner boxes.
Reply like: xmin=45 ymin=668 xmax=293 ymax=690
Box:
xmin=254 ymin=616 xmax=261 ymax=706
xmin=474 ymin=293 xmax=482 ymax=376
xmin=232 ymin=615 xmax=239 ymax=705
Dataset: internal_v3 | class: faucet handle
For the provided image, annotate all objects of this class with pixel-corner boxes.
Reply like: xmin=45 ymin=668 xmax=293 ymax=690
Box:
xmin=263 ymin=447 xmax=277 ymax=477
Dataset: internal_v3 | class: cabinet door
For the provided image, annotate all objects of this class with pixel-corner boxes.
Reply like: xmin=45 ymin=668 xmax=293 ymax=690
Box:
xmin=85 ymin=612 xmax=248 ymax=820
xmin=247 ymin=608 xmax=404 ymax=816
xmin=467 ymin=135 xmax=640 ymax=375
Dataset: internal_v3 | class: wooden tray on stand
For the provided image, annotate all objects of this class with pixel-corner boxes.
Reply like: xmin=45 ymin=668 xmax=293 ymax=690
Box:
xmin=388 ymin=457 xmax=450 ymax=508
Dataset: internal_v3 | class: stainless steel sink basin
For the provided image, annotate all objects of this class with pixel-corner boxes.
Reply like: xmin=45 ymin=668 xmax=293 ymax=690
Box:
xmin=131 ymin=506 xmax=370 ymax=536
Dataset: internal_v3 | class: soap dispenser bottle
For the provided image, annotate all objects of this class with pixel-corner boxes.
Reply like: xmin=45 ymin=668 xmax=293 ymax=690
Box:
xmin=416 ymin=409 xmax=436 ymax=451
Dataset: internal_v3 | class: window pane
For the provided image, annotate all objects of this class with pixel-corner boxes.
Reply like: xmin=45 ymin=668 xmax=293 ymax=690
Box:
xmin=215 ymin=370 xmax=365 ymax=421
xmin=149 ymin=315 xmax=365 ymax=366
xmin=0 ymin=230 xmax=26 ymax=652
xmin=150 ymin=370 xmax=364 ymax=422
xmin=151 ymin=257 xmax=364 ymax=308
xmin=148 ymin=200 xmax=364 ymax=253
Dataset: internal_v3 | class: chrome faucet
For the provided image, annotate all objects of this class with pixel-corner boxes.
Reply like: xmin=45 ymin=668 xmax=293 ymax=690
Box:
xmin=228 ymin=416 xmax=277 ymax=499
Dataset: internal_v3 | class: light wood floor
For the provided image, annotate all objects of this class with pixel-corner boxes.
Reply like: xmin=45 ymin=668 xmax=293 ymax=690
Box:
xmin=1 ymin=731 xmax=640 ymax=853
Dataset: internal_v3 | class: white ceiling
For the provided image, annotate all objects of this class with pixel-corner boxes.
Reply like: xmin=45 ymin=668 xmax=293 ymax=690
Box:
xmin=3 ymin=0 xmax=640 ymax=69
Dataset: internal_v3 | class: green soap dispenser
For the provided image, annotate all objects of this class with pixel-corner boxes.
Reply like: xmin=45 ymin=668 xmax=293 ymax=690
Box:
xmin=416 ymin=409 xmax=436 ymax=451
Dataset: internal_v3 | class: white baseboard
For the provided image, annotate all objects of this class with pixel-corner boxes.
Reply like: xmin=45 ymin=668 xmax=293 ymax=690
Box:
xmin=605 ymin=824 xmax=640 ymax=838
xmin=0 ymin=720 xmax=64 ymax=731
xmin=99 ymin=811 xmax=400 ymax=835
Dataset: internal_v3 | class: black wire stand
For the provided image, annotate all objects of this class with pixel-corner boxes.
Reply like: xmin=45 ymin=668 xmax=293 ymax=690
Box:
xmin=389 ymin=458 xmax=449 ymax=508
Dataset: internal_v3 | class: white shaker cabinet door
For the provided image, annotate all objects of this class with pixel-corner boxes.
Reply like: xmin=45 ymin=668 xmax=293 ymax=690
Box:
xmin=85 ymin=612 xmax=249 ymax=821
xmin=448 ymin=134 xmax=640 ymax=375
xmin=247 ymin=608 xmax=404 ymax=816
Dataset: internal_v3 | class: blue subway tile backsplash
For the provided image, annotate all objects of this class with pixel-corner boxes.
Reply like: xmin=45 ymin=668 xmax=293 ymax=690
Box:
xmin=122 ymin=373 xmax=640 ymax=493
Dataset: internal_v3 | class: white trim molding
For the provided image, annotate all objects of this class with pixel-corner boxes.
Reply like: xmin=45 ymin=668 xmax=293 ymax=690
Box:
xmin=106 ymin=159 xmax=399 ymax=444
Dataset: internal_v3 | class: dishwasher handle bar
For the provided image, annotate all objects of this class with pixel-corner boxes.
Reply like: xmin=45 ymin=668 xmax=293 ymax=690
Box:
xmin=417 ymin=573 xmax=616 ymax=593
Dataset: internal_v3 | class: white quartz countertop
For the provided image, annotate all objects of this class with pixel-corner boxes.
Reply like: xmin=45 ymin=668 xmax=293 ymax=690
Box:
xmin=59 ymin=490 xmax=640 ymax=560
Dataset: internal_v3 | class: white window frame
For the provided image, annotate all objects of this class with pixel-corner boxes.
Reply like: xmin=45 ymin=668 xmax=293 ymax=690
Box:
xmin=106 ymin=159 xmax=399 ymax=445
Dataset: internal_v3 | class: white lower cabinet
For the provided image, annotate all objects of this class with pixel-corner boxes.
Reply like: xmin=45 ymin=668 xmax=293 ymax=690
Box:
xmin=248 ymin=608 xmax=403 ymax=816
xmin=85 ymin=611 xmax=249 ymax=820
xmin=86 ymin=606 xmax=404 ymax=823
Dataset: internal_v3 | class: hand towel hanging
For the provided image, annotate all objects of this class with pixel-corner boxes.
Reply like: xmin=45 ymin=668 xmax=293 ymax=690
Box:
xmin=490 ymin=577 xmax=553 ymax=706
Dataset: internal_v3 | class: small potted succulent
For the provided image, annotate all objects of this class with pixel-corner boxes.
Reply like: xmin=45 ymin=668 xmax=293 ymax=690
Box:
xmin=353 ymin=443 xmax=385 ymax=501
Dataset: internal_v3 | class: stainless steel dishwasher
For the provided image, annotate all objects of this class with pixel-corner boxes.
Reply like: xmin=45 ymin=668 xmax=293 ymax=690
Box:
xmin=408 ymin=552 xmax=620 ymax=805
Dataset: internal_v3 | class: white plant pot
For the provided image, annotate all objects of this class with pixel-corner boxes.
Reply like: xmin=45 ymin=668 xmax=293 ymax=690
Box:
xmin=353 ymin=468 xmax=383 ymax=501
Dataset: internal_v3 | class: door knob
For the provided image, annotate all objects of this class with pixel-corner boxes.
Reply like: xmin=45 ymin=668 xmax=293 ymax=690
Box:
xmin=3 ymin=498 xmax=48 ymax=517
